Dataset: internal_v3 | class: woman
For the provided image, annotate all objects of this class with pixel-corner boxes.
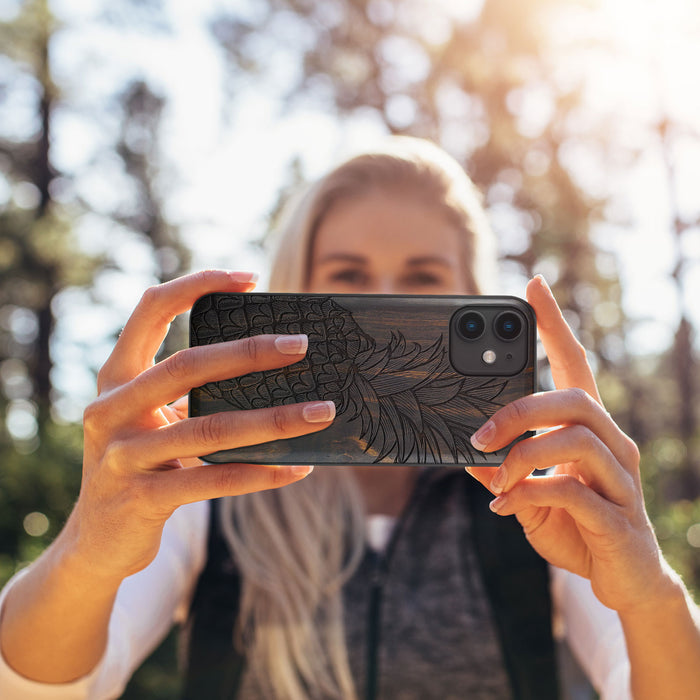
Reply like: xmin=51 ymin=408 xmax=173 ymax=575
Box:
xmin=1 ymin=137 xmax=698 ymax=699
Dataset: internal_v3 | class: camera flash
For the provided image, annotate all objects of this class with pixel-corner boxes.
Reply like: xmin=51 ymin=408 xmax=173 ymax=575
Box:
xmin=482 ymin=349 xmax=497 ymax=364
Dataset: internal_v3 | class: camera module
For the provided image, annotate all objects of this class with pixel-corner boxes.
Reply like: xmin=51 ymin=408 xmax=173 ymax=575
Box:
xmin=493 ymin=311 xmax=523 ymax=341
xmin=450 ymin=302 xmax=531 ymax=377
xmin=456 ymin=311 xmax=485 ymax=340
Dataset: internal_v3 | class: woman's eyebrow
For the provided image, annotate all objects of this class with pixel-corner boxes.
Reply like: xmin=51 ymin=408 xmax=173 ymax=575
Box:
xmin=406 ymin=255 xmax=455 ymax=268
xmin=316 ymin=253 xmax=368 ymax=265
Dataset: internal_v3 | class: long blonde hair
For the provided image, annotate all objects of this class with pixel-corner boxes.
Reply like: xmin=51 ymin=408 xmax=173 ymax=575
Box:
xmin=220 ymin=136 xmax=496 ymax=700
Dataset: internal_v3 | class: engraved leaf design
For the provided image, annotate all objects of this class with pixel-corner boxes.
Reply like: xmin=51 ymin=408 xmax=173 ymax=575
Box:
xmin=344 ymin=332 xmax=508 ymax=463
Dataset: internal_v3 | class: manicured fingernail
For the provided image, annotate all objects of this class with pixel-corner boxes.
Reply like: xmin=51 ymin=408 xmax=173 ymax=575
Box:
xmin=471 ymin=421 xmax=495 ymax=451
xmin=302 ymin=401 xmax=336 ymax=423
xmin=534 ymin=274 xmax=551 ymax=294
xmin=291 ymin=465 xmax=314 ymax=478
xmin=275 ymin=334 xmax=308 ymax=355
xmin=489 ymin=495 xmax=507 ymax=513
xmin=227 ymin=271 xmax=259 ymax=284
xmin=490 ymin=468 xmax=507 ymax=494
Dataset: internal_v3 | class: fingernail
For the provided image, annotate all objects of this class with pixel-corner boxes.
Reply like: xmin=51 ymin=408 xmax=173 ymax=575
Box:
xmin=490 ymin=468 xmax=507 ymax=495
xmin=275 ymin=334 xmax=308 ymax=355
xmin=489 ymin=495 xmax=507 ymax=513
xmin=302 ymin=401 xmax=336 ymax=423
xmin=227 ymin=271 xmax=259 ymax=284
xmin=471 ymin=421 xmax=495 ymax=451
xmin=291 ymin=465 xmax=314 ymax=478
xmin=534 ymin=274 xmax=551 ymax=294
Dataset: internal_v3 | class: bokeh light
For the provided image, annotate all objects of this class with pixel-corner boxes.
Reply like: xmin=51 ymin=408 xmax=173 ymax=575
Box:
xmin=23 ymin=512 xmax=50 ymax=538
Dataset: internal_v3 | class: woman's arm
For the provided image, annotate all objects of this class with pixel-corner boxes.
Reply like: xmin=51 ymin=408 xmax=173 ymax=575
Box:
xmin=467 ymin=275 xmax=700 ymax=699
xmin=0 ymin=500 xmax=208 ymax=699
xmin=617 ymin=570 xmax=700 ymax=699
xmin=0 ymin=270 xmax=331 ymax=687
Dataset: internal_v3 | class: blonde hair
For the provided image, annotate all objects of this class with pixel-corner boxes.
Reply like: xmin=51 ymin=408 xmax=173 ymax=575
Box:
xmin=220 ymin=470 xmax=365 ymax=700
xmin=269 ymin=135 xmax=496 ymax=294
xmin=220 ymin=137 xmax=497 ymax=700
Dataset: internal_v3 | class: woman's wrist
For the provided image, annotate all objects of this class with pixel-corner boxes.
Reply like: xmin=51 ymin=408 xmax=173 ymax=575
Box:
xmin=49 ymin=508 xmax=129 ymax=591
xmin=616 ymin=559 xmax=689 ymax=621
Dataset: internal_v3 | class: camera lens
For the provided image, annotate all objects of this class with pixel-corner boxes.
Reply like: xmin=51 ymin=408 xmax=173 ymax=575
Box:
xmin=494 ymin=311 xmax=522 ymax=341
xmin=457 ymin=311 xmax=485 ymax=340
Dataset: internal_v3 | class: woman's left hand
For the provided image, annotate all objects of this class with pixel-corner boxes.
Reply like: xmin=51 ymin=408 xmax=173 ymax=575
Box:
xmin=466 ymin=275 xmax=675 ymax=614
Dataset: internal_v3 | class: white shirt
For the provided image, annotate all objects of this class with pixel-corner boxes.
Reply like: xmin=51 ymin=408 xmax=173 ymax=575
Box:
xmin=0 ymin=501 xmax=631 ymax=699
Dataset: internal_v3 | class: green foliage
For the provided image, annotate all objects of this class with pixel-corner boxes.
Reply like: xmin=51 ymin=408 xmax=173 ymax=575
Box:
xmin=0 ymin=421 xmax=83 ymax=588
xmin=651 ymin=497 xmax=700 ymax=595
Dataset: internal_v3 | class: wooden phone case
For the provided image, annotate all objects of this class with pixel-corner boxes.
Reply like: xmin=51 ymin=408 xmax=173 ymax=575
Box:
xmin=189 ymin=293 xmax=535 ymax=466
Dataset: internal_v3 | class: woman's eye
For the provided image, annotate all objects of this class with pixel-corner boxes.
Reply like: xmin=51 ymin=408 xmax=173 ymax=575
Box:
xmin=403 ymin=272 xmax=444 ymax=287
xmin=330 ymin=269 xmax=369 ymax=285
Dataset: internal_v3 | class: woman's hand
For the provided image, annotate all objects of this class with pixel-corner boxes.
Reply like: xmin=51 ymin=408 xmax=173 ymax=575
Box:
xmin=70 ymin=270 xmax=334 ymax=582
xmin=466 ymin=275 xmax=675 ymax=614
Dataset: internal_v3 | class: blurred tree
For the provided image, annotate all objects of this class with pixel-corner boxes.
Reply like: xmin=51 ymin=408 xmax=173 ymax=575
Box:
xmin=208 ymin=0 xmax=626 ymax=377
xmin=0 ymin=0 xmax=96 ymax=425
xmin=0 ymin=0 xmax=96 ymax=583
xmin=109 ymin=77 xmax=192 ymax=357
xmin=659 ymin=116 xmax=700 ymax=500
xmin=115 ymin=80 xmax=191 ymax=282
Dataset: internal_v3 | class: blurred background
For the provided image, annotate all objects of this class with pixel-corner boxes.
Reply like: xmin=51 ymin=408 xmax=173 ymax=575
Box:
xmin=1 ymin=0 xmax=699 ymax=696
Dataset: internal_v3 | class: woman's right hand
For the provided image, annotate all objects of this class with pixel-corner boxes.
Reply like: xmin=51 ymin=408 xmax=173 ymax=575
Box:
xmin=70 ymin=270 xmax=333 ymax=582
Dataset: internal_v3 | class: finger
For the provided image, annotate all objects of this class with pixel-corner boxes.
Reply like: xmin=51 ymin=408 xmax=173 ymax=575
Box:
xmin=169 ymin=395 xmax=189 ymax=421
xmin=117 ymin=333 xmax=309 ymax=417
xmin=487 ymin=473 xmax=623 ymax=538
xmin=465 ymin=466 xmax=498 ymax=492
xmin=488 ymin=425 xmax=634 ymax=504
xmin=99 ymin=270 xmax=258 ymax=390
xmin=470 ymin=388 xmax=640 ymax=476
xmin=119 ymin=400 xmax=336 ymax=466
xmin=149 ymin=462 xmax=314 ymax=511
xmin=526 ymin=275 xmax=601 ymax=403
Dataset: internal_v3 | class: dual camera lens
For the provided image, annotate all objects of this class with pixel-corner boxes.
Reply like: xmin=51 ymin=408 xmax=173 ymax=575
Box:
xmin=457 ymin=310 xmax=522 ymax=342
xmin=450 ymin=303 xmax=531 ymax=376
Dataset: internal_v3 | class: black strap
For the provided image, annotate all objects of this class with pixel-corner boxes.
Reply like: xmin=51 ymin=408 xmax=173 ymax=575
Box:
xmin=467 ymin=478 xmax=559 ymax=699
xmin=180 ymin=499 xmax=246 ymax=700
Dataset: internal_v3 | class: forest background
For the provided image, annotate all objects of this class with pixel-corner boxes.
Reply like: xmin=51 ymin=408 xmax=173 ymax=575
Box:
xmin=2 ymin=0 xmax=700 ymax=697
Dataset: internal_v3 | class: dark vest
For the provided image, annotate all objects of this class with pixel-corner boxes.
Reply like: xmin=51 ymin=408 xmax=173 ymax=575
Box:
xmin=181 ymin=471 xmax=559 ymax=699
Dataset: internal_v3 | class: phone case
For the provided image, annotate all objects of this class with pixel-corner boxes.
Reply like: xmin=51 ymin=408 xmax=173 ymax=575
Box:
xmin=189 ymin=293 xmax=536 ymax=466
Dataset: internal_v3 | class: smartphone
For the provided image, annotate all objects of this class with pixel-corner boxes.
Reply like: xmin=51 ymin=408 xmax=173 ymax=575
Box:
xmin=189 ymin=293 xmax=536 ymax=466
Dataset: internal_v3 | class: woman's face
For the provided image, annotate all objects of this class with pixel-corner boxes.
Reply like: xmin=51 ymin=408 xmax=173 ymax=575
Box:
xmin=307 ymin=192 xmax=473 ymax=295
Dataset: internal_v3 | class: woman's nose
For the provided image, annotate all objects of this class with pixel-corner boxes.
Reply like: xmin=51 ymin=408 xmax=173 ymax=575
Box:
xmin=376 ymin=277 xmax=399 ymax=294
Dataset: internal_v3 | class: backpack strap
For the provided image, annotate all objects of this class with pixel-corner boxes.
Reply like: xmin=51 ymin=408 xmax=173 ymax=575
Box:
xmin=466 ymin=477 xmax=560 ymax=700
xmin=180 ymin=498 xmax=246 ymax=700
